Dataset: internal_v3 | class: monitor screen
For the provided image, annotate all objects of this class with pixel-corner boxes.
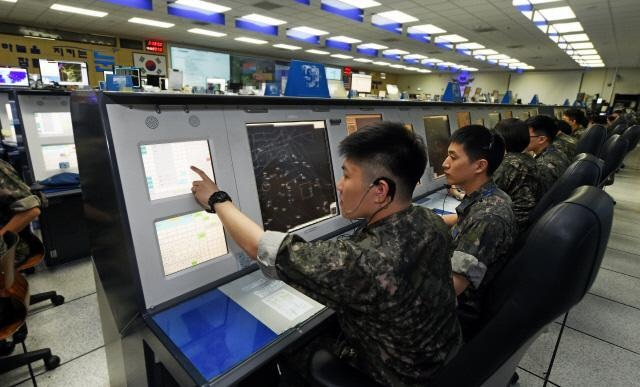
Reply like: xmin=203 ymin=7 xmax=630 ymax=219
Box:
xmin=2 ymin=103 xmax=17 ymax=143
xmin=423 ymin=116 xmax=451 ymax=177
xmin=456 ymin=112 xmax=471 ymax=129
xmin=38 ymin=60 xmax=89 ymax=86
xmin=473 ymin=118 xmax=485 ymax=126
xmin=170 ymin=46 xmax=230 ymax=88
xmin=327 ymin=79 xmax=347 ymax=98
xmin=350 ymin=73 xmax=372 ymax=93
xmin=503 ymin=111 xmax=513 ymax=119
xmin=155 ymin=211 xmax=228 ymax=276
xmin=325 ymin=66 xmax=342 ymax=81
xmin=34 ymin=112 xmax=73 ymax=138
xmin=103 ymin=70 xmax=113 ymax=81
xmin=463 ymin=86 xmax=472 ymax=97
xmin=41 ymin=143 xmax=78 ymax=172
xmin=386 ymin=84 xmax=399 ymax=95
xmin=474 ymin=87 xmax=482 ymax=96
xmin=140 ymin=140 xmax=215 ymax=201
xmin=246 ymin=121 xmax=338 ymax=232
xmin=487 ymin=112 xmax=502 ymax=129
xmin=0 ymin=67 xmax=29 ymax=87
xmin=114 ymin=67 xmax=141 ymax=87
xmin=345 ymin=114 xmax=382 ymax=135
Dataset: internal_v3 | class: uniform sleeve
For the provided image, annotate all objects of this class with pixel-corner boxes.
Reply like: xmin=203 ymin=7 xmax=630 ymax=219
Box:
xmin=492 ymin=162 xmax=518 ymax=195
xmin=0 ymin=161 xmax=41 ymax=214
xmin=451 ymin=215 xmax=512 ymax=289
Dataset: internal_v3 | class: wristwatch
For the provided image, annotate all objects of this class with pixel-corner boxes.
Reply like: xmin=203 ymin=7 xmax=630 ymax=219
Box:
xmin=206 ymin=191 xmax=232 ymax=214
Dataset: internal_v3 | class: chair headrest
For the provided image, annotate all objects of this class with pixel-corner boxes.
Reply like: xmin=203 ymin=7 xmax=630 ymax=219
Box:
xmin=576 ymin=124 xmax=606 ymax=155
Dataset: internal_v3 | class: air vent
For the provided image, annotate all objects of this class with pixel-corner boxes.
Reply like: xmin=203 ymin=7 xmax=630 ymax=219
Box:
xmin=192 ymin=21 xmax=209 ymax=26
xmin=145 ymin=116 xmax=159 ymax=130
xmin=426 ymin=51 xmax=441 ymax=55
xmin=253 ymin=1 xmax=282 ymax=10
xmin=472 ymin=25 xmax=498 ymax=33
xmin=381 ymin=37 xmax=401 ymax=43
xmin=36 ymin=100 xmax=44 ymax=106
xmin=506 ymin=44 xmax=524 ymax=49
xmin=188 ymin=115 xmax=200 ymax=128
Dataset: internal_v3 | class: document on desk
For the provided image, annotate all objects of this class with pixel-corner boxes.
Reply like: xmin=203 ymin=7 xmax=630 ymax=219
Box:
xmin=415 ymin=190 xmax=459 ymax=215
xmin=219 ymin=270 xmax=325 ymax=334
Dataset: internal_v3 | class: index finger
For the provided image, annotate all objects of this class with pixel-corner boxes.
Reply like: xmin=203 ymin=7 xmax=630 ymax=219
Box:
xmin=190 ymin=165 xmax=209 ymax=180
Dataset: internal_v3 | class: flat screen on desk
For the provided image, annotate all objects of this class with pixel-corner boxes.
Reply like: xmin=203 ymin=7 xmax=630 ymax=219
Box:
xmin=345 ymin=114 xmax=382 ymax=135
xmin=2 ymin=103 xmax=17 ymax=143
xmin=487 ymin=112 xmax=501 ymax=130
xmin=350 ymin=73 xmax=372 ymax=93
xmin=325 ymin=66 xmax=342 ymax=81
xmin=463 ymin=86 xmax=472 ymax=98
xmin=423 ymin=115 xmax=451 ymax=177
xmin=246 ymin=121 xmax=338 ymax=233
xmin=155 ymin=211 xmax=228 ymax=276
xmin=0 ymin=67 xmax=29 ymax=87
xmin=456 ymin=112 xmax=471 ymax=129
xmin=41 ymin=143 xmax=78 ymax=171
xmin=34 ymin=112 xmax=73 ymax=138
xmin=38 ymin=60 xmax=89 ymax=86
xmin=140 ymin=140 xmax=215 ymax=201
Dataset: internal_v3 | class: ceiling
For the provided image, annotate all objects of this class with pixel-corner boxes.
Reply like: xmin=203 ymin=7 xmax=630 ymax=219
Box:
xmin=1 ymin=0 xmax=638 ymax=74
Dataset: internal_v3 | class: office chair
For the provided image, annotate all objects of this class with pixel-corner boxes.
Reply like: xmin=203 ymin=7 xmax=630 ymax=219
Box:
xmin=0 ymin=232 xmax=61 ymax=376
xmin=575 ymin=124 xmax=606 ymax=156
xmin=621 ymin=125 xmax=640 ymax=153
xmin=309 ymin=186 xmax=613 ymax=387
xmin=598 ymin=134 xmax=629 ymax=187
xmin=610 ymin=123 xmax=627 ymax=137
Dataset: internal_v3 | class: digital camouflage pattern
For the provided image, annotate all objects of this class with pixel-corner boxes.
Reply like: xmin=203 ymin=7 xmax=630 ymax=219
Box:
xmin=553 ymin=131 xmax=578 ymax=159
xmin=535 ymin=144 xmax=570 ymax=189
xmin=493 ymin=152 xmax=545 ymax=235
xmin=0 ymin=159 xmax=41 ymax=262
xmin=450 ymin=181 xmax=516 ymax=329
xmin=572 ymin=125 xmax=588 ymax=141
xmin=274 ymin=205 xmax=462 ymax=386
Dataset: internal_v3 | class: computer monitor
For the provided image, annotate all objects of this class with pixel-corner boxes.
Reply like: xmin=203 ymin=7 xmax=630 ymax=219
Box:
xmin=325 ymin=66 xmax=342 ymax=81
xmin=38 ymin=59 xmax=89 ymax=87
xmin=2 ymin=103 xmax=17 ymax=143
xmin=115 ymin=67 xmax=142 ymax=88
xmin=327 ymin=79 xmax=347 ymax=98
xmin=34 ymin=112 xmax=73 ymax=138
xmin=503 ymin=111 xmax=513 ymax=119
xmin=103 ymin=70 xmax=113 ymax=82
xmin=350 ymin=73 xmax=372 ymax=94
xmin=463 ymin=86 xmax=472 ymax=98
xmin=487 ymin=112 xmax=501 ymax=129
xmin=345 ymin=114 xmax=382 ymax=135
xmin=474 ymin=87 xmax=482 ymax=96
xmin=41 ymin=143 xmax=78 ymax=173
xmin=146 ymin=74 xmax=161 ymax=87
xmin=246 ymin=121 xmax=338 ymax=232
xmin=378 ymin=90 xmax=386 ymax=99
xmin=140 ymin=140 xmax=215 ymax=201
xmin=423 ymin=115 xmax=451 ymax=177
xmin=206 ymin=78 xmax=227 ymax=93
xmin=386 ymin=84 xmax=399 ymax=96
xmin=0 ymin=67 xmax=29 ymax=87
xmin=456 ymin=112 xmax=471 ymax=129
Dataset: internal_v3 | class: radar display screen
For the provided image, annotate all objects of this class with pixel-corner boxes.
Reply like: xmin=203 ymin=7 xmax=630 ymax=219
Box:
xmin=487 ymin=112 xmax=502 ymax=129
xmin=345 ymin=114 xmax=382 ymax=135
xmin=246 ymin=121 xmax=338 ymax=232
xmin=456 ymin=112 xmax=471 ymax=129
xmin=423 ymin=115 xmax=452 ymax=177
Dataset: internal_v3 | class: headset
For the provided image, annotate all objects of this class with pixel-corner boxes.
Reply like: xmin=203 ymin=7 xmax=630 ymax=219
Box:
xmin=344 ymin=176 xmax=396 ymax=215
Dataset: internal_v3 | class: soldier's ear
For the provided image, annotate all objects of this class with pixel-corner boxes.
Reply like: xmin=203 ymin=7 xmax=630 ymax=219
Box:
xmin=474 ymin=159 xmax=488 ymax=174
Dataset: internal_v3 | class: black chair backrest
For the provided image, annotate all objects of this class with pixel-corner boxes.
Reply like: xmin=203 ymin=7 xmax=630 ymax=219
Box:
xmin=600 ymin=134 xmax=629 ymax=185
xmin=611 ymin=123 xmax=627 ymax=137
xmin=430 ymin=186 xmax=614 ymax=387
xmin=527 ymin=153 xmax=602 ymax=228
xmin=621 ymin=125 xmax=640 ymax=153
xmin=576 ymin=124 xmax=607 ymax=156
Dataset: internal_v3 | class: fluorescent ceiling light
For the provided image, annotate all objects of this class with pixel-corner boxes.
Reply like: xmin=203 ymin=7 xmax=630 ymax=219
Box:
xmin=128 ymin=17 xmax=174 ymax=28
xmin=306 ymin=49 xmax=330 ymax=55
xmin=234 ymin=36 xmax=268 ymax=44
xmin=383 ymin=49 xmax=409 ymax=55
xmin=240 ymin=13 xmax=286 ymax=26
xmin=562 ymin=33 xmax=589 ymax=42
xmin=333 ymin=0 xmax=381 ymax=9
xmin=406 ymin=67 xmax=421 ymax=71
xmin=331 ymin=54 xmax=353 ymax=59
xmin=358 ymin=43 xmax=388 ymax=50
xmin=354 ymin=58 xmax=373 ymax=63
xmin=456 ymin=42 xmax=485 ymax=50
xmin=289 ymin=26 xmax=329 ymax=35
xmin=327 ymin=35 xmax=361 ymax=44
xmin=408 ymin=24 xmax=446 ymax=34
xmin=373 ymin=10 xmax=418 ymax=23
xmin=24 ymin=35 xmax=55 ymax=40
xmin=174 ymin=0 xmax=230 ymax=13
xmin=373 ymin=61 xmax=390 ymax=66
xmin=558 ymin=43 xmax=569 ymax=49
xmin=435 ymin=34 xmax=468 ymax=43
xmin=473 ymin=49 xmax=498 ymax=55
xmin=538 ymin=6 xmax=575 ymax=21
xmin=513 ymin=0 xmax=562 ymax=4
xmin=461 ymin=67 xmax=478 ymax=71
xmin=422 ymin=58 xmax=443 ymax=63
xmin=574 ymin=49 xmax=598 ymax=55
xmin=571 ymin=42 xmax=594 ymax=49
xmin=389 ymin=64 xmax=407 ymax=69
xmin=580 ymin=55 xmax=601 ymax=60
xmin=500 ymin=58 xmax=520 ymax=63
xmin=1 ymin=0 xmax=18 ymax=3
xmin=187 ymin=28 xmax=226 ymax=37
xmin=417 ymin=69 xmax=432 ymax=73
xmin=487 ymin=54 xmax=511 ymax=60
xmin=404 ymin=54 xmax=427 ymax=59
xmin=583 ymin=63 xmax=604 ymax=67
xmin=551 ymin=21 xmax=583 ymax=33
xmin=273 ymin=43 xmax=301 ymax=50
xmin=50 ymin=4 xmax=107 ymax=17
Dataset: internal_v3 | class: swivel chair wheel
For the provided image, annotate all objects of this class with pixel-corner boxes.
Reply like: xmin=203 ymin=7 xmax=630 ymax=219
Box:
xmin=52 ymin=295 xmax=65 ymax=306
xmin=0 ymin=340 xmax=16 ymax=356
xmin=44 ymin=354 xmax=61 ymax=370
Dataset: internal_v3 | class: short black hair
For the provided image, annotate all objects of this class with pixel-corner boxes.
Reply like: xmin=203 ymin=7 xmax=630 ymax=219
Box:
xmin=339 ymin=121 xmax=426 ymax=201
xmin=526 ymin=115 xmax=557 ymax=142
xmin=450 ymin=125 xmax=505 ymax=176
xmin=563 ymin=108 xmax=588 ymax=127
xmin=555 ymin=118 xmax=572 ymax=135
xmin=494 ymin=118 xmax=529 ymax=153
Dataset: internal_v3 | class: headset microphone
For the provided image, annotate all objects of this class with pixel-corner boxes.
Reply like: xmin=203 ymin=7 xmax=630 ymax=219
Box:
xmin=344 ymin=176 xmax=396 ymax=214
xmin=443 ymin=183 xmax=452 ymax=189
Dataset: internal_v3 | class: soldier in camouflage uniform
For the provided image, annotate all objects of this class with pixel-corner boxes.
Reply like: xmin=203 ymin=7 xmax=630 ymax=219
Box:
xmin=441 ymin=125 xmax=516 ymax=340
xmin=526 ymin=115 xmax=571 ymax=188
xmin=192 ymin=122 xmax=462 ymax=386
xmin=562 ymin=108 xmax=589 ymax=141
xmin=493 ymin=119 xmax=546 ymax=235
xmin=0 ymin=159 xmax=41 ymax=265
xmin=553 ymin=119 xmax=578 ymax=159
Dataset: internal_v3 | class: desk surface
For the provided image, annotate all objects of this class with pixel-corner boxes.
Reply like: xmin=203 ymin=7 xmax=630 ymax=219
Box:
xmin=416 ymin=190 xmax=460 ymax=215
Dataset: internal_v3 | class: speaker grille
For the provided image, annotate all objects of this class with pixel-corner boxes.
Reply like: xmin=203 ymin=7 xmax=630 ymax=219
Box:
xmin=188 ymin=115 xmax=200 ymax=127
xmin=145 ymin=116 xmax=159 ymax=129
xmin=36 ymin=100 xmax=44 ymax=106
xmin=60 ymin=100 xmax=68 ymax=106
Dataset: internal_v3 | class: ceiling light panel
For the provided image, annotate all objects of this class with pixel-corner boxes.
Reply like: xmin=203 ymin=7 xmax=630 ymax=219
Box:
xmin=456 ymin=42 xmax=485 ymax=50
xmin=562 ymin=33 xmax=589 ymax=42
xmin=306 ymin=49 xmax=330 ymax=55
xmin=128 ymin=17 xmax=174 ymax=28
xmin=239 ymin=13 xmax=286 ymax=26
xmin=434 ymin=34 xmax=468 ymax=43
xmin=289 ymin=26 xmax=329 ymax=36
xmin=537 ymin=6 xmax=575 ymax=21
xmin=187 ymin=28 xmax=226 ymax=37
xmin=333 ymin=0 xmax=380 ymax=9
xmin=327 ymin=35 xmax=361 ymax=44
xmin=273 ymin=43 xmax=301 ymax=50
xmin=50 ymin=4 xmax=107 ymax=17
xmin=570 ymin=42 xmax=594 ymax=49
xmin=408 ymin=24 xmax=446 ymax=34
xmin=234 ymin=36 xmax=268 ymax=44
xmin=174 ymin=0 xmax=230 ymax=13
xmin=330 ymin=54 xmax=353 ymax=59
xmin=358 ymin=43 xmax=388 ymax=50
xmin=551 ymin=21 xmax=583 ymax=33
xmin=383 ymin=49 xmax=409 ymax=55
xmin=373 ymin=10 xmax=418 ymax=23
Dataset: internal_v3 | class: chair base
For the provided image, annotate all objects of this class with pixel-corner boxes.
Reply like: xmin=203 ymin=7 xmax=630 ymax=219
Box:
xmin=0 ymin=348 xmax=60 ymax=374
xmin=30 ymin=291 xmax=65 ymax=307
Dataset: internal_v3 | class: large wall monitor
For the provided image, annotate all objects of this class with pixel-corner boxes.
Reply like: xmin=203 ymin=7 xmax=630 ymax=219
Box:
xmin=487 ymin=112 xmax=502 ymax=129
xmin=345 ymin=114 xmax=382 ymax=135
xmin=456 ymin=112 xmax=471 ymax=129
xmin=39 ymin=60 xmax=89 ymax=87
xmin=423 ymin=115 xmax=451 ymax=177
xmin=246 ymin=121 xmax=338 ymax=232
xmin=170 ymin=46 xmax=230 ymax=88
xmin=350 ymin=73 xmax=372 ymax=94
xmin=34 ymin=112 xmax=74 ymax=138
xmin=0 ymin=67 xmax=29 ymax=87
xmin=325 ymin=66 xmax=342 ymax=81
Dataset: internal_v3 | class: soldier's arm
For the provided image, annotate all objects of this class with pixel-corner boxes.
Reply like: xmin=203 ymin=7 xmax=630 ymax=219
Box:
xmin=442 ymin=213 xmax=458 ymax=226
xmin=452 ymin=273 xmax=470 ymax=296
xmin=0 ymin=207 xmax=41 ymax=235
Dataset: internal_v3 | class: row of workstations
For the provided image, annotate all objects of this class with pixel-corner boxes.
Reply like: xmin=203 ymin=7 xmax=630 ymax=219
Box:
xmin=57 ymin=91 xmax=548 ymax=386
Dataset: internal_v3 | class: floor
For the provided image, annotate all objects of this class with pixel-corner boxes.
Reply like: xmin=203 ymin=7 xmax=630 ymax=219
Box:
xmin=1 ymin=148 xmax=639 ymax=387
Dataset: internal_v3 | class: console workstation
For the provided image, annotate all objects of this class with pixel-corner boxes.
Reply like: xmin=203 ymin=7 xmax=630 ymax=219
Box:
xmin=70 ymin=91 xmax=544 ymax=386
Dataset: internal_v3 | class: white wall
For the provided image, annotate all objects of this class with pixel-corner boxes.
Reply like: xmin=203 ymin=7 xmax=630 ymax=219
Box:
xmin=510 ymin=71 xmax=582 ymax=105
xmin=395 ymin=72 xmax=509 ymax=97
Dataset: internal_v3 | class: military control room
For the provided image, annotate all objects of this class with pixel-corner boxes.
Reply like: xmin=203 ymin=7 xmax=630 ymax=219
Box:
xmin=0 ymin=0 xmax=639 ymax=386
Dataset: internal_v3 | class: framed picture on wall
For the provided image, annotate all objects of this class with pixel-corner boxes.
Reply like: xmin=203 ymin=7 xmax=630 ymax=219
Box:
xmin=132 ymin=53 xmax=167 ymax=76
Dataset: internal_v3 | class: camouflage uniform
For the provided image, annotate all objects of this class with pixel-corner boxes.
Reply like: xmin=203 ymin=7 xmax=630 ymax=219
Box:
xmin=535 ymin=144 xmax=570 ymax=189
xmin=0 ymin=159 xmax=41 ymax=263
xmin=553 ymin=131 xmax=578 ymax=160
xmin=257 ymin=205 xmax=462 ymax=386
xmin=493 ymin=152 xmax=545 ymax=235
xmin=572 ymin=125 xmax=588 ymax=141
xmin=450 ymin=180 xmax=516 ymax=338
